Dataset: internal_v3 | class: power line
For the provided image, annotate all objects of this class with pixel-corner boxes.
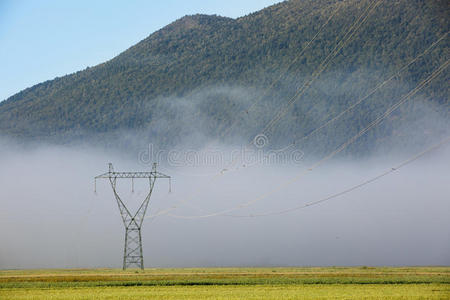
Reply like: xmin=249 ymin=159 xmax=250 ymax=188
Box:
xmin=225 ymin=136 xmax=450 ymax=218
xmin=146 ymin=1 xmax=380 ymax=219
xmin=278 ymin=32 xmax=448 ymax=152
xmin=150 ymin=42 xmax=448 ymax=220
xmin=215 ymin=0 xmax=383 ymax=178
xmin=147 ymin=3 xmax=447 ymax=220
xmin=165 ymin=59 xmax=449 ymax=219
xmin=260 ymin=0 xmax=383 ymax=137
xmin=219 ymin=1 xmax=345 ymax=139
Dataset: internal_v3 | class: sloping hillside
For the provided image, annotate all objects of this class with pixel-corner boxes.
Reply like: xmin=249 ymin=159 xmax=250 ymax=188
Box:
xmin=0 ymin=0 xmax=448 ymax=155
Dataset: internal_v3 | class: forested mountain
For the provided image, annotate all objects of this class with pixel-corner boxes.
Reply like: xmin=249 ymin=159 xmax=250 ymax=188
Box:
xmin=0 ymin=0 xmax=448 ymax=156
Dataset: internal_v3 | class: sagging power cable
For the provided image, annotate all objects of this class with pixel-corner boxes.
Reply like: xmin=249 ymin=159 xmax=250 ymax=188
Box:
xmin=225 ymin=136 xmax=450 ymax=218
xmin=165 ymin=59 xmax=449 ymax=219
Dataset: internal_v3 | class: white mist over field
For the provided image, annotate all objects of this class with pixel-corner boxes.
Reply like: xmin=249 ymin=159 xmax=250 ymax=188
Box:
xmin=0 ymin=140 xmax=449 ymax=269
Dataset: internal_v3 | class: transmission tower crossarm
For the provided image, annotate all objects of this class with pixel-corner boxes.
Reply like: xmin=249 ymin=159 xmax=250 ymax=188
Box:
xmin=95 ymin=171 xmax=170 ymax=179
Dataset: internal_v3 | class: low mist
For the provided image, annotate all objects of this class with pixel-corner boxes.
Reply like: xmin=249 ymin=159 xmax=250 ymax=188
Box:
xmin=0 ymin=139 xmax=449 ymax=269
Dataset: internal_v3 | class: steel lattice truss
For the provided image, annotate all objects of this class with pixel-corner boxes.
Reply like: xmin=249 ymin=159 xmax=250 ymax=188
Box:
xmin=95 ymin=163 xmax=170 ymax=270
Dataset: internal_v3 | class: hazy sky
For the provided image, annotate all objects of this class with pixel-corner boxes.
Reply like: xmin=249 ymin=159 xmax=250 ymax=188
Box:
xmin=0 ymin=0 xmax=281 ymax=101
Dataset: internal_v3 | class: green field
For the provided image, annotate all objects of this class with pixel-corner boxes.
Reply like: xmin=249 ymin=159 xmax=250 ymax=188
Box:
xmin=1 ymin=267 xmax=449 ymax=299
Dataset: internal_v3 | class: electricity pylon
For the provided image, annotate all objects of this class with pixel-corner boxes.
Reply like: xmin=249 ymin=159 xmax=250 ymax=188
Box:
xmin=95 ymin=163 xmax=170 ymax=270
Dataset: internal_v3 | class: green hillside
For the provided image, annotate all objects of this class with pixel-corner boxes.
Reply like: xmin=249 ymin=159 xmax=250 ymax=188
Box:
xmin=0 ymin=0 xmax=448 ymax=156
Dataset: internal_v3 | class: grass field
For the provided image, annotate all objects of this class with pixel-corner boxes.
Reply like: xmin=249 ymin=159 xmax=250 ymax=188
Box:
xmin=0 ymin=267 xmax=449 ymax=299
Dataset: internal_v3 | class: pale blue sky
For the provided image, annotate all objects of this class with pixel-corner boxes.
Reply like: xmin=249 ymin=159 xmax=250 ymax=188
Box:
xmin=0 ymin=0 xmax=281 ymax=101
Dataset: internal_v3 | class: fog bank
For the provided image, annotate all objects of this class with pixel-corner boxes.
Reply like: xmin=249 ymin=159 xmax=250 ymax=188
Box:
xmin=0 ymin=141 xmax=449 ymax=269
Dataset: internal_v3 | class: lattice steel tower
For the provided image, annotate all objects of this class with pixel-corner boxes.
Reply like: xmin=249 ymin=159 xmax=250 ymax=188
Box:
xmin=95 ymin=163 xmax=170 ymax=270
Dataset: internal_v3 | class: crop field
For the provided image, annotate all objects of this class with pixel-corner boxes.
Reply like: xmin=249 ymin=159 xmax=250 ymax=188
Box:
xmin=0 ymin=267 xmax=449 ymax=299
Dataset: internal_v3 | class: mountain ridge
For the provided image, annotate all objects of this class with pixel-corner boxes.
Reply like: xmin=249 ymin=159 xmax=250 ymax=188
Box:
xmin=0 ymin=0 xmax=448 ymax=156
